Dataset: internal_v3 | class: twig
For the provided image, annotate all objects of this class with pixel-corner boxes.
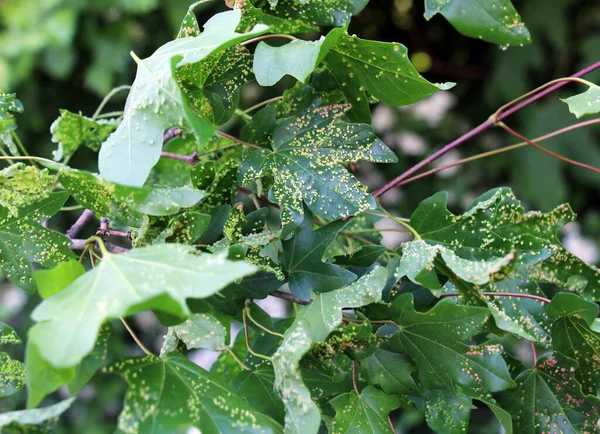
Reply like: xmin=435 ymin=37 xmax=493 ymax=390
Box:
xmin=372 ymin=60 xmax=600 ymax=198
xmin=270 ymin=290 xmax=312 ymax=305
xmin=392 ymin=118 xmax=600 ymax=187
xmin=120 ymin=317 xmax=155 ymax=356
xmin=67 ymin=209 xmax=96 ymax=239
xmin=352 ymin=361 xmax=360 ymax=394
xmin=163 ymin=127 xmax=182 ymax=144
xmin=217 ymin=131 xmax=261 ymax=149
xmin=160 ymin=151 xmax=198 ymax=165
xmin=530 ymin=341 xmax=538 ymax=366
xmin=496 ymin=121 xmax=600 ymax=175
xmin=97 ymin=218 xmax=109 ymax=237
xmin=70 ymin=238 xmax=129 ymax=254
xmin=105 ymin=229 xmax=133 ymax=239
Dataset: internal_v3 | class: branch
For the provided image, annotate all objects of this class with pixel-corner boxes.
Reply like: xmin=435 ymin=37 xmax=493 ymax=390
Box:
xmin=66 ymin=209 xmax=96 ymax=239
xmin=70 ymin=238 xmax=129 ymax=254
xmin=270 ymin=290 xmax=312 ymax=305
xmin=163 ymin=127 xmax=182 ymax=144
xmin=440 ymin=291 xmax=551 ymax=304
xmin=160 ymin=150 xmax=198 ymax=165
xmin=372 ymin=60 xmax=600 ymax=198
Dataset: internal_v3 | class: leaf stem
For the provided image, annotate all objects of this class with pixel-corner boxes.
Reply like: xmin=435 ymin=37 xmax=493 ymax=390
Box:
xmin=393 ymin=118 xmax=600 ymax=186
xmin=376 ymin=200 xmax=420 ymax=239
xmin=225 ymin=346 xmax=250 ymax=371
xmin=372 ymin=59 xmax=600 ymax=198
xmin=496 ymin=121 xmax=600 ymax=175
xmin=120 ymin=317 xmax=155 ymax=356
xmin=240 ymin=96 xmax=284 ymax=115
xmin=217 ymin=131 xmax=261 ymax=149
xmin=242 ymin=309 xmax=273 ymax=362
xmin=94 ymin=111 xmax=124 ymax=120
xmin=352 ymin=361 xmax=360 ymax=394
xmin=60 ymin=204 xmax=84 ymax=212
xmin=244 ymin=304 xmax=285 ymax=339
xmin=270 ymin=290 xmax=312 ymax=305
xmin=85 ymin=235 xmax=110 ymax=257
xmin=530 ymin=341 xmax=538 ymax=366
xmin=0 ymin=155 xmax=57 ymax=165
xmin=11 ymin=131 xmax=34 ymax=161
xmin=92 ymin=85 xmax=131 ymax=120
xmin=439 ymin=292 xmax=551 ymax=304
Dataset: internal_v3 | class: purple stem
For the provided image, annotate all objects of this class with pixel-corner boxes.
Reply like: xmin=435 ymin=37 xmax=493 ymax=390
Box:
xmin=66 ymin=209 xmax=96 ymax=239
xmin=70 ymin=238 xmax=129 ymax=254
xmin=372 ymin=60 xmax=600 ymax=198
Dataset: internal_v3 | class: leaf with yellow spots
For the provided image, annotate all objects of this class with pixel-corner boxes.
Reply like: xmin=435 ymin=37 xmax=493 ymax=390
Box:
xmin=323 ymin=33 xmax=455 ymax=109
xmin=50 ymin=110 xmax=118 ymax=161
xmin=0 ymin=398 xmax=75 ymax=432
xmin=27 ymin=246 xmax=256 ymax=370
xmin=98 ymin=9 xmax=269 ymax=187
xmin=391 ymin=294 xmax=516 ymax=395
xmin=239 ymin=103 xmax=397 ymax=227
xmin=0 ymin=163 xmax=54 ymax=217
xmin=0 ymin=91 xmax=23 ymax=155
xmin=0 ymin=191 xmax=75 ymax=292
xmin=176 ymin=8 xmax=200 ymax=39
xmin=273 ymin=266 xmax=387 ymax=434
xmin=160 ymin=313 xmax=227 ymax=356
xmin=505 ymin=352 xmax=600 ymax=433
xmin=107 ymin=353 xmax=283 ymax=433
xmin=254 ymin=0 xmax=369 ymax=27
xmin=0 ymin=323 xmax=25 ymax=399
xmin=329 ymin=386 xmax=400 ymax=434
xmin=424 ymin=0 xmax=531 ymax=46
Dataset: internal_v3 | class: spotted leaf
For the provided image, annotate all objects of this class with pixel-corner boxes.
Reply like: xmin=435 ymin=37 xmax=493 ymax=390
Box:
xmin=273 ymin=266 xmax=387 ymax=434
xmin=160 ymin=313 xmax=227 ymax=356
xmin=0 ymin=91 xmax=23 ymax=155
xmin=329 ymin=386 xmax=401 ymax=434
xmin=254 ymin=0 xmax=369 ymax=27
xmin=561 ymin=83 xmax=600 ymax=118
xmin=0 ymin=398 xmax=75 ymax=432
xmin=0 ymin=163 xmax=53 ymax=217
xmin=391 ymin=294 xmax=516 ymax=396
xmin=0 ymin=323 xmax=25 ymax=399
xmin=28 ymin=246 xmax=256 ymax=370
xmin=424 ymin=0 xmax=531 ymax=46
xmin=98 ymin=9 xmax=268 ymax=187
xmin=505 ymin=353 xmax=600 ymax=433
xmin=106 ymin=353 xmax=282 ymax=433
xmin=0 ymin=191 xmax=74 ymax=292
xmin=239 ymin=104 xmax=397 ymax=227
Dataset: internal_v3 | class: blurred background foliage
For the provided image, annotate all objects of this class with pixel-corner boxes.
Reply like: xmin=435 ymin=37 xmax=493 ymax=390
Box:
xmin=0 ymin=0 xmax=599 ymax=432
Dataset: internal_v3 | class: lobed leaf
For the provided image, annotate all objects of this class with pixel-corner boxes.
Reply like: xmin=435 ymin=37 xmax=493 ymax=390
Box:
xmin=561 ymin=83 xmax=600 ymax=118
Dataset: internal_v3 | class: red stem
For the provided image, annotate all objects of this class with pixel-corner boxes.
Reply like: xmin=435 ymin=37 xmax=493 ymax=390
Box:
xmin=530 ymin=341 xmax=538 ymax=366
xmin=372 ymin=60 xmax=600 ymax=198
xmin=439 ymin=292 xmax=551 ymax=304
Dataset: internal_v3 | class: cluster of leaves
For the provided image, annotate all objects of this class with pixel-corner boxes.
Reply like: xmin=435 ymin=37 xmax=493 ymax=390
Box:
xmin=1 ymin=1 xmax=600 ymax=433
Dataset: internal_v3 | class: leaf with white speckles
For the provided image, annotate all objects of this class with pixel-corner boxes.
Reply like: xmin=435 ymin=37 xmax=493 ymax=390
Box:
xmin=0 ymin=91 xmax=23 ymax=155
xmin=254 ymin=0 xmax=369 ymax=27
xmin=0 ymin=163 xmax=53 ymax=217
xmin=98 ymin=9 xmax=269 ymax=187
xmin=0 ymin=322 xmax=25 ymax=399
xmin=50 ymin=110 xmax=118 ymax=161
xmin=108 ymin=353 xmax=283 ymax=434
xmin=0 ymin=191 xmax=75 ymax=292
xmin=505 ymin=352 xmax=600 ymax=433
xmin=561 ymin=84 xmax=600 ymax=118
xmin=361 ymin=348 xmax=420 ymax=396
xmin=254 ymin=27 xmax=344 ymax=86
xmin=391 ymin=294 xmax=516 ymax=396
xmin=324 ymin=33 xmax=454 ymax=108
xmin=177 ymin=8 xmax=200 ymax=39
xmin=273 ymin=266 xmax=387 ymax=434
xmin=161 ymin=313 xmax=227 ymax=356
xmin=28 ymin=246 xmax=256 ymax=369
xmin=329 ymin=386 xmax=400 ymax=434
xmin=424 ymin=0 xmax=531 ymax=46
xmin=232 ymin=365 xmax=285 ymax=423
xmin=0 ymin=398 xmax=75 ymax=432
xmin=239 ymin=104 xmax=397 ymax=227
xmin=424 ymin=389 xmax=471 ymax=434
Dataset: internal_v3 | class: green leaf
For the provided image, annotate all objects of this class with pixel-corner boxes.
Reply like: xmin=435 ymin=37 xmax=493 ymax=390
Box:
xmin=330 ymin=386 xmax=400 ymax=434
xmin=0 ymin=398 xmax=75 ymax=432
xmin=177 ymin=8 xmax=201 ymax=39
xmin=107 ymin=353 xmax=282 ymax=433
xmin=273 ymin=266 xmax=388 ymax=434
xmin=324 ymin=33 xmax=454 ymax=107
xmin=333 ymin=245 xmax=386 ymax=267
xmin=190 ymin=160 xmax=238 ymax=213
xmin=397 ymin=239 xmax=513 ymax=293
xmin=362 ymin=348 xmax=420 ymax=396
xmin=0 ymin=91 xmax=23 ymax=155
xmin=255 ymin=0 xmax=369 ymax=27
xmin=60 ymin=168 xmax=205 ymax=222
xmin=50 ymin=110 xmax=118 ymax=161
xmin=548 ymin=292 xmax=599 ymax=326
xmin=424 ymin=390 xmax=470 ymax=434
xmin=240 ymin=105 xmax=278 ymax=148
xmin=33 ymin=259 xmax=85 ymax=299
xmin=561 ymin=84 xmax=600 ymax=118
xmin=28 ymin=246 xmax=256 ymax=369
xmin=281 ymin=210 xmax=357 ymax=300
xmin=240 ymin=104 xmax=397 ymax=227
xmin=98 ymin=9 xmax=268 ymax=187
xmin=423 ymin=0 xmax=531 ymax=46
xmin=551 ymin=316 xmax=600 ymax=395
xmin=0 ymin=163 xmax=53 ymax=217
xmin=391 ymin=294 xmax=516 ymax=396
xmin=0 ymin=191 xmax=75 ymax=292
xmin=254 ymin=28 xmax=344 ymax=86
xmin=67 ymin=324 xmax=111 ymax=395
xmin=231 ymin=365 xmax=285 ymax=423
xmin=506 ymin=352 xmax=600 ymax=433
xmin=161 ymin=313 xmax=227 ymax=356
xmin=0 ymin=323 xmax=21 ymax=345
xmin=0 ymin=352 xmax=26 ymax=398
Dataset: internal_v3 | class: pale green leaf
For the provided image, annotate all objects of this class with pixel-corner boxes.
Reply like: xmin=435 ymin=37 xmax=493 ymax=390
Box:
xmin=0 ymin=398 xmax=75 ymax=432
xmin=273 ymin=266 xmax=388 ymax=434
xmin=561 ymin=84 xmax=600 ymax=118
xmin=161 ymin=313 xmax=227 ymax=355
xmin=28 ymin=246 xmax=256 ymax=368
xmin=33 ymin=259 xmax=85 ymax=299
xmin=98 ymin=9 xmax=268 ymax=187
xmin=0 ymin=163 xmax=53 ymax=217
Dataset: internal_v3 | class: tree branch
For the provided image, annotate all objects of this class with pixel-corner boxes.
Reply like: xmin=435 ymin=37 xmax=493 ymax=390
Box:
xmin=70 ymin=238 xmax=129 ymax=254
xmin=66 ymin=209 xmax=96 ymax=239
xmin=270 ymin=290 xmax=312 ymax=305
